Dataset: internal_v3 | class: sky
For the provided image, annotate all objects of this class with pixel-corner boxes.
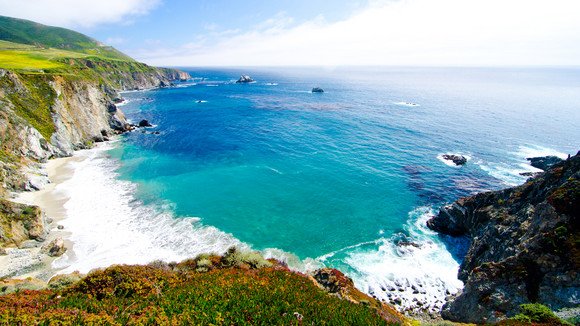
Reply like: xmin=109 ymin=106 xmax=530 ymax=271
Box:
xmin=1 ymin=0 xmax=580 ymax=67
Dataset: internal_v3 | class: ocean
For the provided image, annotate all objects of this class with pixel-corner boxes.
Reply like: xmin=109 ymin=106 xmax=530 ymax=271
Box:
xmin=51 ymin=66 xmax=580 ymax=312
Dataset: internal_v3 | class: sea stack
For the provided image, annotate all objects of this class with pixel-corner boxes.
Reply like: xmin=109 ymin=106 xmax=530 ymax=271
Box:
xmin=312 ymin=87 xmax=324 ymax=93
xmin=236 ymin=75 xmax=254 ymax=83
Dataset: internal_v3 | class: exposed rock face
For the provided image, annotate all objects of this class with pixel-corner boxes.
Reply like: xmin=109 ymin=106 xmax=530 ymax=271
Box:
xmin=42 ymin=237 xmax=66 ymax=257
xmin=528 ymin=155 xmax=564 ymax=171
xmin=427 ymin=151 xmax=580 ymax=323
xmin=0 ymin=199 xmax=47 ymax=247
xmin=0 ymin=65 xmax=189 ymax=251
xmin=442 ymin=154 xmax=467 ymax=166
xmin=312 ymin=87 xmax=324 ymax=93
xmin=235 ymin=75 xmax=254 ymax=83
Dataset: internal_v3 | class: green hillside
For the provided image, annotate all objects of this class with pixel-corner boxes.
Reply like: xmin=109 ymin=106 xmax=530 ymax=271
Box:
xmin=0 ymin=15 xmax=133 ymax=61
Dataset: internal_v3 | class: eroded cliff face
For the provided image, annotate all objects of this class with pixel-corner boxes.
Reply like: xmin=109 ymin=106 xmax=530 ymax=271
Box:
xmin=0 ymin=65 xmax=190 ymax=249
xmin=427 ymin=152 xmax=580 ymax=323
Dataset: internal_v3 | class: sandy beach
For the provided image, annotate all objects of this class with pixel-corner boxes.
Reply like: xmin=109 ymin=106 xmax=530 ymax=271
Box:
xmin=0 ymin=155 xmax=83 ymax=281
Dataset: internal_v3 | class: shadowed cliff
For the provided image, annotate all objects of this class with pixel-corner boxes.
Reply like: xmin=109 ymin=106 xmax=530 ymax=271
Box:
xmin=427 ymin=151 xmax=580 ymax=323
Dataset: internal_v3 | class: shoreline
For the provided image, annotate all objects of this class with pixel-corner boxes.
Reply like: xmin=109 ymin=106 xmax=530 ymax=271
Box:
xmin=0 ymin=154 xmax=84 ymax=282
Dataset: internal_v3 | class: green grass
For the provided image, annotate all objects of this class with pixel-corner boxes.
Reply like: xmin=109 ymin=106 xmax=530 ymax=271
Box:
xmin=0 ymin=72 xmax=57 ymax=139
xmin=0 ymin=15 xmax=134 ymax=61
xmin=0 ymin=40 xmax=126 ymax=73
xmin=0 ymin=50 xmax=68 ymax=71
xmin=0 ymin=258 xmax=401 ymax=325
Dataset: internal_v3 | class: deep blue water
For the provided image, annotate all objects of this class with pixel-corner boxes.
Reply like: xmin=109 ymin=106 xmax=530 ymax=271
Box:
xmin=59 ymin=66 xmax=580 ymax=310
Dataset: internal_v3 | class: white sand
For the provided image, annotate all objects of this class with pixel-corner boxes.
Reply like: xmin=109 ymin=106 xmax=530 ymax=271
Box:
xmin=0 ymin=155 xmax=84 ymax=281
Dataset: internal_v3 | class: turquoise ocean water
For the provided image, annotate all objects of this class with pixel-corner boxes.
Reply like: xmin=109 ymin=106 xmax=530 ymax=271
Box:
xmin=52 ymin=66 xmax=580 ymax=311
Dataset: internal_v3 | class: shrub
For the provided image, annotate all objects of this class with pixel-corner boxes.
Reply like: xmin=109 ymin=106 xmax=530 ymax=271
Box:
xmin=514 ymin=303 xmax=563 ymax=324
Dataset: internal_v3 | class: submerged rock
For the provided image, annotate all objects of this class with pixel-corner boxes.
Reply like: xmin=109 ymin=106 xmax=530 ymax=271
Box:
xmin=312 ymin=87 xmax=324 ymax=93
xmin=427 ymin=151 xmax=580 ymax=323
xmin=442 ymin=154 xmax=467 ymax=166
xmin=235 ymin=75 xmax=254 ymax=83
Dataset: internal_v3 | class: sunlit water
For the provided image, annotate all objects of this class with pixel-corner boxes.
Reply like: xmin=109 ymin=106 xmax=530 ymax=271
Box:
xmin=52 ymin=66 xmax=580 ymax=312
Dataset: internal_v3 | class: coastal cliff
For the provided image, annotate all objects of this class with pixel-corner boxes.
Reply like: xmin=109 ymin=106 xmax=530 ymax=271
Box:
xmin=427 ymin=151 xmax=580 ymax=323
xmin=0 ymin=28 xmax=190 ymax=251
xmin=0 ymin=63 xmax=189 ymax=248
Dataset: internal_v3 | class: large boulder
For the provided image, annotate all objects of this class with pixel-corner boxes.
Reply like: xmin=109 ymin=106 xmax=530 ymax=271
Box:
xmin=42 ymin=238 xmax=66 ymax=257
xmin=427 ymin=151 xmax=580 ymax=323
xmin=311 ymin=87 xmax=324 ymax=93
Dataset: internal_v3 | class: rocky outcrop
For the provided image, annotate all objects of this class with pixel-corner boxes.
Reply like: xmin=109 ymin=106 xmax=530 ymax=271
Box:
xmin=0 ymin=64 xmax=189 ymax=250
xmin=0 ymin=199 xmax=46 ymax=247
xmin=57 ymin=58 xmax=191 ymax=91
xmin=427 ymin=151 xmax=580 ymax=323
xmin=42 ymin=237 xmax=66 ymax=257
xmin=310 ymin=268 xmax=408 ymax=325
xmin=528 ymin=155 xmax=564 ymax=171
xmin=312 ymin=87 xmax=324 ymax=93
xmin=235 ymin=75 xmax=254 ymax=83
xmin=442 ymin=154 xmax=467 ymax=166
xmin=138 ymin=119 xmax=152 ymax=127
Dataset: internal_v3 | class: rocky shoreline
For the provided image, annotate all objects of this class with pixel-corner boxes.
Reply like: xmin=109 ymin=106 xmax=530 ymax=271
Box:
xmin=427 ymin=152 xmax=580 ymax=323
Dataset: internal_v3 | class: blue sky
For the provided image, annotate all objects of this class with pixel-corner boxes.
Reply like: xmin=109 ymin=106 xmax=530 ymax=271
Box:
xmin=2 ymin=0 xmax=580 ymax=67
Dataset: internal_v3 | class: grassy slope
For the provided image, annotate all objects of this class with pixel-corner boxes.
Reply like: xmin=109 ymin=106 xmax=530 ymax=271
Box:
xmin=0 ymin=15 xmax=133 ymax=61
xmin=0 ymin=252 xmax=404 ymax=325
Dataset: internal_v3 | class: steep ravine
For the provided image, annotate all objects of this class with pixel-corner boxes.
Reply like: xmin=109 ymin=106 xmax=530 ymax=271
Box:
xmin=427 ymin=151 xmax=580 ymax=323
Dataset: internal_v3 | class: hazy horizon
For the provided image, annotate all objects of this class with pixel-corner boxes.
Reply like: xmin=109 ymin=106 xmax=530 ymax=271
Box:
xmin=2 ymin=0 xmax=580 ymax=67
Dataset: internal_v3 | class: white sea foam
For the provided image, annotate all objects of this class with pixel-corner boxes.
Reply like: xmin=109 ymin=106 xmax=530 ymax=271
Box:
xmin=48 ymin=144 xmax=464 ymax=313
xmin=51 ymin=143 xmax=247 ymax=274
xmin=476 ymin=145 xmax=569 ymax=186
xmin=115 ymin=99 xmax=130 ymax=107
xmin=515 ymin=144 xmax=568 ymax=161
xmin=394 ymin=101 xmax=420 ymax=107
xmin=318 ymin=207 xmax=464 ymax=313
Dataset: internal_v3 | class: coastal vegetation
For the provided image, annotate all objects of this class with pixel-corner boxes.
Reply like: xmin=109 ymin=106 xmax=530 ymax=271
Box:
xmin=0 ymin=14 xmax=578 ymax=325
xmin=0 ymin=249 xmax=404 ymax=325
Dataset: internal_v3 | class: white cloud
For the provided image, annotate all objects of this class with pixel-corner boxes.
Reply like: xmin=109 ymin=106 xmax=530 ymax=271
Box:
xmin=140 ymin=0 xmax=580 ymax=67
xmin=0 ymin=0 xmax=161 ymax=29
xmin=106 ymin=37 xmax=127 ymax=45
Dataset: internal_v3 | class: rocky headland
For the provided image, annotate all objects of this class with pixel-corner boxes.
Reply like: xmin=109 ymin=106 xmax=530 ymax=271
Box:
xmin=427 ymin=151 xmax=580 ymax=323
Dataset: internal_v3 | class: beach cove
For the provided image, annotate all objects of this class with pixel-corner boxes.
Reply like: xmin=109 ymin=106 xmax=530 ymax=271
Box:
xmin=2 ymin=66 xmax=579 ymax=319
